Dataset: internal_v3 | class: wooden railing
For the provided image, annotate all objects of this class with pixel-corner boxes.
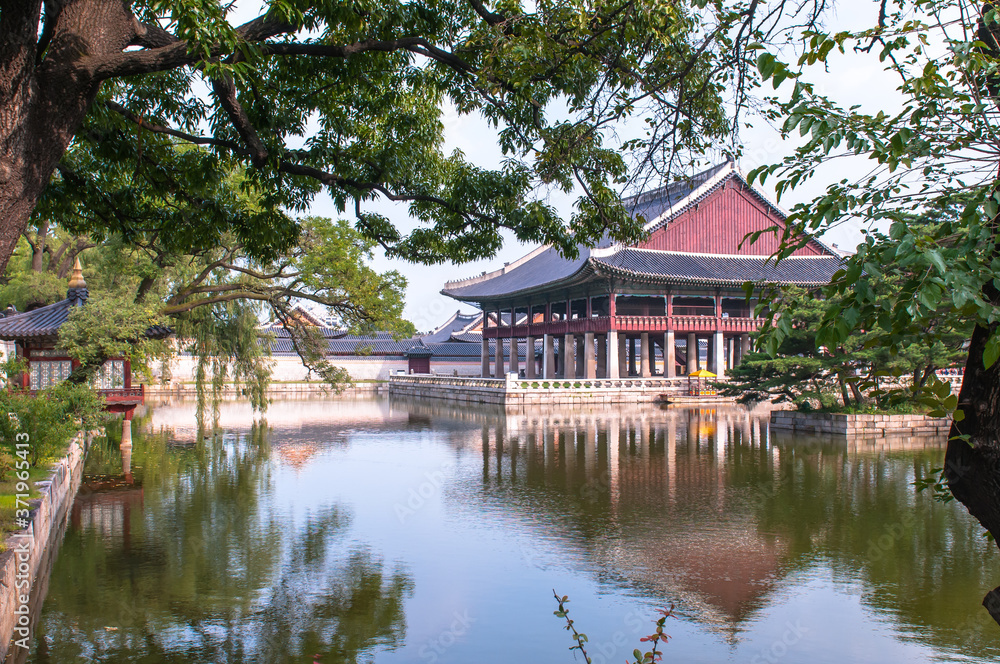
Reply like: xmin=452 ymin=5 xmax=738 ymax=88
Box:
xmin=101 ymin=386 xmax=144 ymax=401
xmin=483 ymin=315 xmax=763 ymax=337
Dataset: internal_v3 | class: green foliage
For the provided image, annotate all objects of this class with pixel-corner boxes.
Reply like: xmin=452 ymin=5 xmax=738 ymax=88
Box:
xmin=33 ymin=0 xmax=753 ymax=271
xmin=0 ymin=381 xmax=105 ymax=467
xmin=0 ymin=269 xmax=68 ymax=311
xmin=724 ymin=276 xmax=969 ymax=410
xmin=743 ymin=0 xmax=1000 ymax=415
xmin=552 ymin=591 xmax=674 ymax=664
xmin=58 ymin=290 xmax=166 ymax=371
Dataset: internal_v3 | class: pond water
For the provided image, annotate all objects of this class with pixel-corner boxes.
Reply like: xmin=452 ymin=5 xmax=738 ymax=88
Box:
xmin=23 ymin=397 xmax=1000 ymax=663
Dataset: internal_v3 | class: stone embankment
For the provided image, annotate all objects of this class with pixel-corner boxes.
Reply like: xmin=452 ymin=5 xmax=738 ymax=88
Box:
xmin=770 ymin=411 xmax=951 ymax=437
xmin=0 ymin=434 xmax=87 ymax=661
xmin=146 ymin=382 xmax=388 ymax=399
xmin=387 ymin=374 xmax=701 ymax=406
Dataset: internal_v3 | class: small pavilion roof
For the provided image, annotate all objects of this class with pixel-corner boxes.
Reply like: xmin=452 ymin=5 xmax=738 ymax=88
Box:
xmin=0 ymin=261 xmax=172 ymax=343
xmin=0 ymin=296 xmax=83 ymax=341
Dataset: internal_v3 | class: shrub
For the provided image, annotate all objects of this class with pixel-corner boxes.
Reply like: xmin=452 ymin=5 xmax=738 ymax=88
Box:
xmin=0 ymin=382 xmax=105 ymax=467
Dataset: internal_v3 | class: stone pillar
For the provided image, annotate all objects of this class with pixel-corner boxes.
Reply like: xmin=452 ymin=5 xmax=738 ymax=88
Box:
xmin=563 ymin=333 xmax=575 ymax=378
xmin=596 ymin=334 xmax=607 ymax=378
xmin=510 ymin=336 xmax=520 ymax=376
xmin=740 ymin=334 xmax=751 ymax=364
xmin=640 ymin=332 xmax=651 ymax=377
xmin=713 ymin=330 xmax=726 ymax=376
xmin=495 ymin=337 xmax=504 ymax=378
xmin=607 ymin=331 xmax=619 ymax=379
xmin=687 ymin=333 xmax=698 ymax=374
xmin=481 ymin=337 xmax=490 ymax=377
xmin=585 ymin=332 xmax=597 ymax=378
xmin=728 ymin=337 xmax=735 ymax=371
xmin=618 ymin=334 xmax=628 ymax=377
xmin=628 ymin=337 xmax=637 ymax=376
xmin=544 ymin=334 xmax=555 ymax=378
xmin=665 ymin=330 xmax=676 ymax=378
xmin=121 ymin=417 xmax=132 ymax=452
xmin=526 ymin=335 xmax=536 ymax=378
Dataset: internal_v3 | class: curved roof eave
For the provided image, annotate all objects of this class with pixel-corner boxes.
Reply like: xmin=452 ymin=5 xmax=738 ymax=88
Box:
xmin=590 ymin=262 xmax=837 ymax=288
xmin=440 ymin=261 xmax=602 ymax=304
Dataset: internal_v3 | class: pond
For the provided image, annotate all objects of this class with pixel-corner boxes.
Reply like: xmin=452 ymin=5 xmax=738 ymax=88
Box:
xmin=22 ymin=397 xmax=1000 ymax=663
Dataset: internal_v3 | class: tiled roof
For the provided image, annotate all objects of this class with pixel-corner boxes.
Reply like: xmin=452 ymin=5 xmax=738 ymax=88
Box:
xmin=269 ymin=334 xmax=421 ymax=356
xmin=441 ymin=162 xmax=842 ymax=302
xmin=594 ymin=250 xmax=844 ymax=286
xmin=443 ymin=246 xmax=592 ymax=300
xmin=623 ymin=162 xmax=730 ymax=225
xmin=0 ymin=298 xmax=79 ymax=340
xmin=0 ymin=289 xmax=173 ymax=341
xmin=421 ymin=310 xmax=482 ymax=343
xmin=450 ymin=332 xmax=484 ymax=343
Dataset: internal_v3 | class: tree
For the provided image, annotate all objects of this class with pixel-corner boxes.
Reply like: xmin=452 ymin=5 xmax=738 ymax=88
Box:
xmin=745 ymin=0 xmax=1000 ymax=623
xmin=0 ymin=0 xmax=838 ymax=280
xmin=723 ymin=283 xmax=970 ymax=410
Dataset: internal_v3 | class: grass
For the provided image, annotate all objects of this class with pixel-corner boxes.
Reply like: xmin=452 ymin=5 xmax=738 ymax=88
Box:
xmin=0 ymin=463 xmax=57 ymax=547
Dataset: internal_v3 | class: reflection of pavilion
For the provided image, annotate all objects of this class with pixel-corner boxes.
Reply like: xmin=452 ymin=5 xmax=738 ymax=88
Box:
xmin=422 ymin=401 xmax=788 ymax=635
xmin=71 ymin=480 xmax=144 ymax=545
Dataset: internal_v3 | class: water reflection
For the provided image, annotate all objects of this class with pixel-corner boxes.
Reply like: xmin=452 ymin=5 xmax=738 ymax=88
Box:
xmin=28 ymin=397 xmax=1000 ymax=664
xmin=394 ymin=398 xmax=1000 ymax=659
xmin=31 ymin=408 xmax=413 ymax=664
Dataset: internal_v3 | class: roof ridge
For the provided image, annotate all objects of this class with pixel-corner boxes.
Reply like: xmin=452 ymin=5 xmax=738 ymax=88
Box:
xmin=614 ymin=247 xmax=837 ymax=260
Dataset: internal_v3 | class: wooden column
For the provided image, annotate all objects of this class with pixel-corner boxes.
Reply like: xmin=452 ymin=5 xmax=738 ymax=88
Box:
xmin=495 ymin=336 xmax=504 ymax=378
xmin=617 ymin=333 xmax=627 ymax=378
xmin=712 ymin=330 xmax=726 ymax=377
xmin=596 ymin=334 xmax=607 ymax=378
xmin=607 ymin=331 xmax=619 ymax=379
xmin=740 ymin=334 xmax=751 ymax=365
xmin=563 ymin=333 xmax=575 ymax=378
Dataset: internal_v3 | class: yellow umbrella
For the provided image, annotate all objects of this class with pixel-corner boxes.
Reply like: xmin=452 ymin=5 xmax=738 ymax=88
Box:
xmin=688 ymin=369 xmax=717 ymax=377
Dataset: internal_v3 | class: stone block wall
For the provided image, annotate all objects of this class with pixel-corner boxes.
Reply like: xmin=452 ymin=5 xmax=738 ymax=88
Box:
xmin=769 ymin=411 xmax=951 ymax=436
xmin=0 ymin=434 xmax=86 ymax=661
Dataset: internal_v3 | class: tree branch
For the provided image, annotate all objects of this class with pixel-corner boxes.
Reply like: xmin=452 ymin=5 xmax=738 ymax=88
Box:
xmin=87 ymin=14 xmax=294 ymax=81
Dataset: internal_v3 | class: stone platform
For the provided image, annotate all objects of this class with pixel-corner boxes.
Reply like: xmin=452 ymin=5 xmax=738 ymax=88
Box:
xmin=769 ymin=410 xmax=951 ymax=437
xmin=387 ymin=373 xmax=723 ymax=406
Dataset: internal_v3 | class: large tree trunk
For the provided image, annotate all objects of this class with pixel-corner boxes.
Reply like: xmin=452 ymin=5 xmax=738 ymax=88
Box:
xmin=946 ymin=281 xmax=1000 ymax=625
xmin=0 ymin=1 xmax=137 ymax=275
xmin=30 ymin=218 xmax=49 ymax=272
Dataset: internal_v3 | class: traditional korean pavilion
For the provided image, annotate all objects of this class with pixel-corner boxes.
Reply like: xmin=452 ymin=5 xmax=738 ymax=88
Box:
xmin=441 ymin=162 xmax=844 ymax=380
xmin=0 ymin=260 xmax=170 ymax=441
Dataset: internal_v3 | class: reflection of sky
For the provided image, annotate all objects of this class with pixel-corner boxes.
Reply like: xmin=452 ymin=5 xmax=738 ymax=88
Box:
xmin=206 ymin=402 xmax=990 ymax=663
xmin=132 ymin=398 xmax=1000 ymax=663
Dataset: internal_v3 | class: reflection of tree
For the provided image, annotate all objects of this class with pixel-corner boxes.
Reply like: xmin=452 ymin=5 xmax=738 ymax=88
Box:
xmin=32 ymin=419 xmax=413 ymax=664
xmin=458 ymin=404 xmax=1000 ymax=657
xmin=757 ymin=438 xmax=1000 ymax=658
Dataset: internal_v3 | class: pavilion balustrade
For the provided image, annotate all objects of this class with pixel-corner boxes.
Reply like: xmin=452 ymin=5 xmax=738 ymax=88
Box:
xmin=483 ymin=315 xmax=761 ymax=337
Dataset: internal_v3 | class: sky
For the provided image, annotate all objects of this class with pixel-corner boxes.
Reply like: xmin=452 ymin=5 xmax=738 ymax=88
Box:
xmin=228 ymin=0 xmax=907 ymax=333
